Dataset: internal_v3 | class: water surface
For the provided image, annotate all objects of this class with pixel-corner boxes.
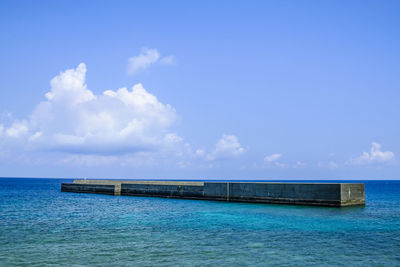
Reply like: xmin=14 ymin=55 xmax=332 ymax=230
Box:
xmin=0 ymin=178 xmax=399 ymax=266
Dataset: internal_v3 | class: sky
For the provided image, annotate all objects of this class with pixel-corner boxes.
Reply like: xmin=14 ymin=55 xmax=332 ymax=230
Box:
xmin=0 ymin=0 xmax=399 ymax=179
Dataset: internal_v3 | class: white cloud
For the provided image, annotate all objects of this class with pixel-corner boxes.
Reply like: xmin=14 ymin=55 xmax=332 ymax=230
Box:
xmin=164 ymin=133 xmax=183 ymax=144
xmin=264 ymin=153 xmax=285 ymax=167
xmin=264 ymin=153 xmax=281 ymax=162
xmin=5 ymin=121 xmax=28 ymax=138
xmin=45 ymin=63 xmax=95 ymax=105
xmin=160 ymin=55 xmax=176 ymax=65
xmin=195 ymin=149 xmax=205 ymax=157
xmin=294 ymin=161 xmax=306 ymax=168
xmin=127 ymin=47 xmax=175 ymax=75
xmin=274 ymin=162 xmax=289 ymax=168
xmin=348 ymin=142 xmax=395 ymax=165
xmin=318 ymin=161 xmax=339 ymax=169
xmin=1 ymin=63 xmax=178 ymax=155
xmin=262 ymin=154 xmax=305 ymax=168
xmin=29 ymin=131 xmax=42 ymax=142
xmin=207 ymin=134 xmax=245 ymax=160
xmin=127 ymin=47 xmax=159 ymax=75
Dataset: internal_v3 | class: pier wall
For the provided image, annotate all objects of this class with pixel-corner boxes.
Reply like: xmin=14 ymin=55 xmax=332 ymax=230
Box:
xmin=61 ymin=183 xmax=115 ymax=195
xmin=61 ymin=180 xmax=365 ymax=207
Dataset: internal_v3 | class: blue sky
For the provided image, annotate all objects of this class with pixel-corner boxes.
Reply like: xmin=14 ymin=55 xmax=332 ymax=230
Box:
xmin=0 ymin=0 xmax=399 ymax=179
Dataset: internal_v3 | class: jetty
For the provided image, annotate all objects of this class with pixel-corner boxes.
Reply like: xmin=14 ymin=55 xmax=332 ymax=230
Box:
xmin=61 ymin=180 xmax=365 ymax=207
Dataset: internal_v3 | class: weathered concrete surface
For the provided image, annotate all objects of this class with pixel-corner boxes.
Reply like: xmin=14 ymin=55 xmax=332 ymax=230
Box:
xmin=61 ymin=180 xmax=365 ymax=207
xmin=340 ymin=183 xmax=365 ymax=206
xmin=61 ymin=183 xmax=115 ymax=195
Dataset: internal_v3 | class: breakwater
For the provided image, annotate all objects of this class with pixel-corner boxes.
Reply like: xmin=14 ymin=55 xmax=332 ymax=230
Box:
xmin=61 ymin=180 xmax=365 ymax=207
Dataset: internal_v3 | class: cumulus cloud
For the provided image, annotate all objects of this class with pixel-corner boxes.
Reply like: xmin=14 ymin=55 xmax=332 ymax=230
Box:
xmin=348 ymin=142 xmax=395 ymax=165
xmin=1 ymin=63 xmax=178 ymax=155
xmin=264 ymin=153 xmax=281 ymax=162
xmin=127 ymin=47 xmax=175 ymax=75
xmin=44 ymin=63 xmax=95 ymax=105
xmin=207 ymin=134 xmax=245 ymax=160
xmin=4 ymin=121 xmax=29 ymax=138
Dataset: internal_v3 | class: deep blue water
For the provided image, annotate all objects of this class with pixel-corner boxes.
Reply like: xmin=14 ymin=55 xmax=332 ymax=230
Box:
xmin=0 ymin=178 xmax=399 ymax=266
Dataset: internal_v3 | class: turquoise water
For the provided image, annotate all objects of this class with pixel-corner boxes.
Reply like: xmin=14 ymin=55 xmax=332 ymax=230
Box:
xmin=0 ymin=179 xmax=399 ymax=266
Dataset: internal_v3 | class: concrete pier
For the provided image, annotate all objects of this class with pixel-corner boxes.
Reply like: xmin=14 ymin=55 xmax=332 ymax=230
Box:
xmin=61 ymin=180 xmax=365 ymax=207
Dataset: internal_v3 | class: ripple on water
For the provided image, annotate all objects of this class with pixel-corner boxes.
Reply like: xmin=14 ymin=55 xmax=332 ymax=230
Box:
xmin=0 ymin=178 xmax=399 ymax=266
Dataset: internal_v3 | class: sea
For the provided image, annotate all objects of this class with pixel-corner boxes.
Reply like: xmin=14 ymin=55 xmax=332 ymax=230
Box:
xmin=0 ymin=178 xmax=399 ymax=266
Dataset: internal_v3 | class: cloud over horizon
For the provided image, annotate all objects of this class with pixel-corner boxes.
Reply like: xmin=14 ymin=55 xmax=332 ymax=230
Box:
xmin=0 ymin=64 xmax=397 ymax=175
xmin=348 ymin=142 xmax=395 ymax=165
xmin=264 ymin=153 xmax=282 ymax=163
xmin=0 ymin=63 xmax=178 ymax=155
xmin=207 ymin=134 xmax=245 ymax=160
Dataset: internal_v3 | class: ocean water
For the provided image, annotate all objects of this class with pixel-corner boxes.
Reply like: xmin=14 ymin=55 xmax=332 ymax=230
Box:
xmin=0 ymin=178 xmax=399 ymax=266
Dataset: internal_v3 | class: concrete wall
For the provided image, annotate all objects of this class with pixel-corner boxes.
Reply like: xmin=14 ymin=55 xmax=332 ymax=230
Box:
xmin=226 ymin=183 xmax=343 ymax=206
xmin=340 ymin=183 xmax=365 ymax=206
xmin=61 ymin=183 xmax=115 ymax=195
xmin=121 ymin=184 xmax=204 ymax=199
xmin=203 ymin=183 xmax=228 ymax=201
xmin=61 ymin=180 xmax=365 ymax=207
